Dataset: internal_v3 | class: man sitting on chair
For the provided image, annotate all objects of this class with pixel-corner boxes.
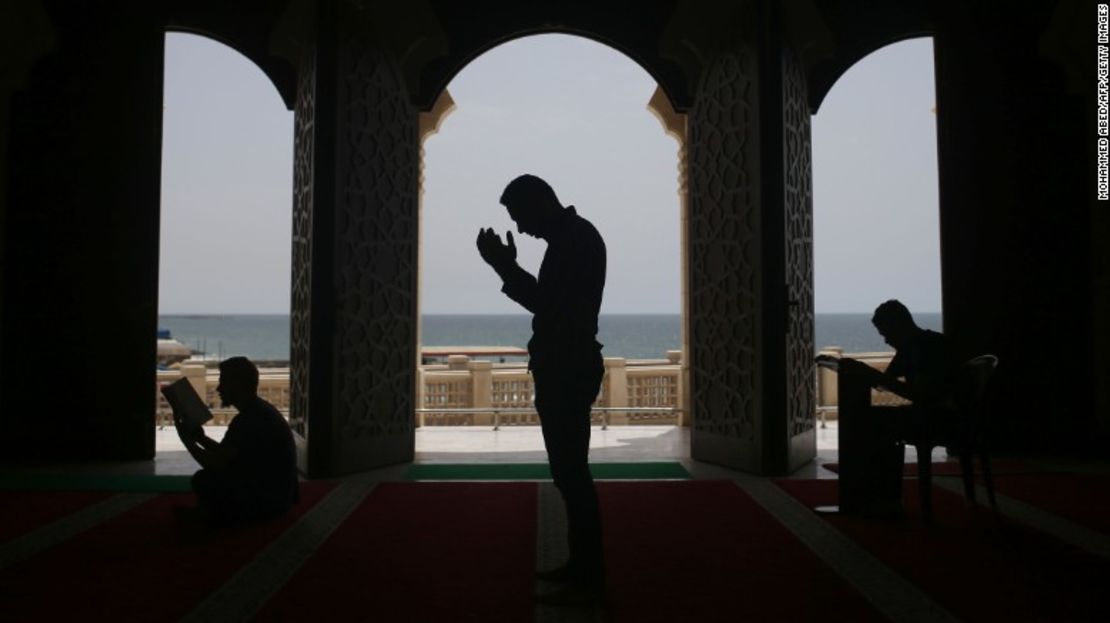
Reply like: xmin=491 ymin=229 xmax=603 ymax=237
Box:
xmin=817 ymin=300 xmax=960 ymax=514
xmin=174 ymin=357 xmax=299 ymax=525
xmin=823 ymin=299 xmax=955 ymax=410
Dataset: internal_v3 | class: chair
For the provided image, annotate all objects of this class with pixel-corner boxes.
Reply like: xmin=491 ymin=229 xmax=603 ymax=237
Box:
xmin=903 ymin=354 xmax=999 ymax=522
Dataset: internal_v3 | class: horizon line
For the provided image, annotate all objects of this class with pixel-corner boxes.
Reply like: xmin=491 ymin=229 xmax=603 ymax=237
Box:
xmin=158 ymin=310 xmax=945 ymax=316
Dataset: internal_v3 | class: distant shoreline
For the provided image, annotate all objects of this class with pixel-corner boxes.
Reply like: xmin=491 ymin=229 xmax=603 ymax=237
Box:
xmin=158 ymin=312 xmax=941 ymax=362
xmin=160 ymin=311 xmax=943 ymax=316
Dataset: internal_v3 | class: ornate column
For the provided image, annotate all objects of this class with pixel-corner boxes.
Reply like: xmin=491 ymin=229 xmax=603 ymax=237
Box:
xmin=646 ymin=86 xmax=690 ymax=425
xmin=687 ymin=32 xmax=765 ymax=472
xmin=778 ymin=42 xmax=817 ymax=472
xmin=286 ymin=0 xmax=422 ymax=476
xmin=683 ymin=0 xmax=816 ymax=474
xmin=415 ymin=89 xmax=456 ymax=413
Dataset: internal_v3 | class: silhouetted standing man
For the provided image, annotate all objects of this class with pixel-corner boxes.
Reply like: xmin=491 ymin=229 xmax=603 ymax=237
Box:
xmin=477 ymin=174 xmax=607 ymax=603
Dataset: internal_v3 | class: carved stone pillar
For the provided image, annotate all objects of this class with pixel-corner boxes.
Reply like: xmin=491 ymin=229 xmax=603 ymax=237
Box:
xmin=646 ymin=86 xmax=690 ymax=426
xmin=778 ymin=43 xmax=817 ymax=472
xmin=415 ymin=89 xmax=456 ymax=413
xmin=686 ymin=1 xmax=815 ymax=474
xmin=289 ymin=0 xmax=420 ymax=476
xmin=687 ymin=34 xmax=765 ymax=472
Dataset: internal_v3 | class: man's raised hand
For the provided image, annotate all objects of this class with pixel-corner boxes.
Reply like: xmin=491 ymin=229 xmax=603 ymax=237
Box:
xmin=476 ymin=227 xmax=517 ymax=272
xmin=173 ymin=413 xmax=203 ymax=443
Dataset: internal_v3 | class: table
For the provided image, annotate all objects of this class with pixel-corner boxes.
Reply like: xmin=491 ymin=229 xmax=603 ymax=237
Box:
xmin=816 ymin=371 xmax=904 ymax=514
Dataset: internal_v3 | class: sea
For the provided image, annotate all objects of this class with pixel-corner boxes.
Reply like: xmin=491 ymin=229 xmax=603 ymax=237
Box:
xmin=158 ymin=313 xmax=943 ymax=362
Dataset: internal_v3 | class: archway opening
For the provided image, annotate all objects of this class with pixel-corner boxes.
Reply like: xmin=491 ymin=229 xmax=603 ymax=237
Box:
xmin=812 ymin=37 xmax=943 ymax=460
xmin=415 ymin=34 xmax=686 ymax=463
xmin=155 ymin=32 xmax=294 ymax=466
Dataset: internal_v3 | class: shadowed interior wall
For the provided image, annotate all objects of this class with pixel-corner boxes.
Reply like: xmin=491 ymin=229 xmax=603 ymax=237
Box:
xmin=2 ymin=3 xmax=163 ymax=460
xmin=932 ymin=3 xmax=1098 ymax=452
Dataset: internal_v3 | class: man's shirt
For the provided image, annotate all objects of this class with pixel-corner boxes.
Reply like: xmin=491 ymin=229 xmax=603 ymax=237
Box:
xmin=500 ymin=206 xmax=606 ymax=371
xmin=221 ymin=396 xmax=299 ymax=510
xmin=885 ymin=329 xmax=954 ymax=405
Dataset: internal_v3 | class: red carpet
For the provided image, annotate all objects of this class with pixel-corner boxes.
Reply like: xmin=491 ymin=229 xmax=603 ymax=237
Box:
xmin=990 ymin=472 xmax=1110 ymax=535
xmin=776 ymin=478 xmax=1110 ymax=622
xmin=0 ymin=481 xmax=337 ymax=622
xmin=599 ymin=481 xmax=885 ymax=623
xmin=0 ymin=490 xmax=114 ymax=542
xmin=256 ymin=482 xmax=537 ymax=623
xmin=821 ymin=458 xmax=1029 ymax=476
xmin=7 ymin=478 xmax=1109 ymax=621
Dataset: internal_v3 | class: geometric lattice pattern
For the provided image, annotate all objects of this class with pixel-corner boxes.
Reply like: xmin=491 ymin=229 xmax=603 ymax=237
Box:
xmin=332 ymin=24 xmax=418 ymax=442
xmin=289 ymin=47 xmax=316 ymax=440
xmin=628 ymin=372 xmax=679 ymax=408
xmin=782 ymin=48 xmax=817 ymax=439
xmin=491 ymin=378 xmax=534 ymax=409
xmin=688 ymin=50 xmax=761 ymax=443
xmin=422 ymin=378 xmax=472 ymax=409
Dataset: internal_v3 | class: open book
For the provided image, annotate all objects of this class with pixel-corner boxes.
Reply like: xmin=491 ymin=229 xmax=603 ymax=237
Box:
xmin=160 ymin=378 xmax=213 ymax=429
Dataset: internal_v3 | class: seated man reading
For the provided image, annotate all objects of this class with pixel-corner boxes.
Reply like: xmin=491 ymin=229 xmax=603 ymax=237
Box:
xmin=820 ymin=300 xmax=955 ymax=407
xmin=174 ymin=357 xmax=299 ymax=525
xmin=816 ymin=300 xmax=959 ymax=513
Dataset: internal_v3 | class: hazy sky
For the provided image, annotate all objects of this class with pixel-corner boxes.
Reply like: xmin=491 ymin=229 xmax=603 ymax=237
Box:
xmin=159 ymin=33 xmax=940 ymax=315
xmin=160 ymin=34 xmax=294 ymax=314
xmin=812 ymin=38 xmax=941 ymax=313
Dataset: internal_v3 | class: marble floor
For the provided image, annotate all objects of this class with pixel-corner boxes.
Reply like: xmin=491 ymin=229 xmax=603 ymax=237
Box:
xmin=3 ymin=422 xmax=957 ymax=480
xmin=131 ymin=421 xmax=951 ymax=479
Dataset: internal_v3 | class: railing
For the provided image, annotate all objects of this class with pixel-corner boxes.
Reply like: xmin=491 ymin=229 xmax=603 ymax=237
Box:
xmin=416 ymin=352 xmax=685 ymax=427
xmin=155 ymin=347 xmax=894 ymax=428
xmin=155 ymin=365 xmax=290 ymax=426
xmin=154 ymin=354 xmax=686 ymax=428
xmin=414 ymin=407 xmax=679 ymax=430
xmin=625 ymin=364 xmax=682 ymax=424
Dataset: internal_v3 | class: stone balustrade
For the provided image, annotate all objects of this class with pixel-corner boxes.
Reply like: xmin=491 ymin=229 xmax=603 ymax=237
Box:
xmin=155 ymin=364 xmax=291 ymax=426
xmin=154 ymin=348 xmax=894 ymax=427
xmin=416 ymin=351 xmax=685 ymax=427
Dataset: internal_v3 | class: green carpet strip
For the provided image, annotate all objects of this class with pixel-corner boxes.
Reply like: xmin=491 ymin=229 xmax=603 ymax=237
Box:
xmin=407 ymin=462 xmax=689 ymax=481
xmin=0 ymin=474 xmax=192 ymax=492
xmin=0 ymin=493 xmax=156 ymax=570
xmin=181 ymin=478 xmax=377 ymax=623
xmin=735 ymin=479 xmax=960 ymax=623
